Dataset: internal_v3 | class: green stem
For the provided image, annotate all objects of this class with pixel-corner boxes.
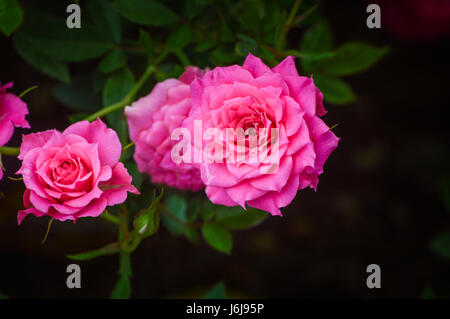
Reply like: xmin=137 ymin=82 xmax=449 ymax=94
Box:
xmin=159 ymin=203 xmax=203 ymax=228
xmin=0 ymin=146 xmax=20 ymax=156
xmin=277 ymin=0 xmax=303 ymax=51
xmin=84 ymin=65 xmax=156 ymax=122
xmin=100 ymin=211 xmax=120 ymax=225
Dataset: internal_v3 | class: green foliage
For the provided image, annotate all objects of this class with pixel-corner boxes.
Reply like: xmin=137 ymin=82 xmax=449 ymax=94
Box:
xmin=88 ymin=0 xmax=122 ymax=44
xmin=430 ymin=231 xmax=450 ymax=261
xmin=168 ymin=25 xmax=192 ymax=51
xmin=162 ymin=195 xmax=188 ymax=236
xmin=300 ymin=20 xmax=333 ymax=55
xmin=52 ymin=75 xmax=101 ymax=112
xmin=316 ymin=43 xmax=389 ymax=76
xmin=202 ymin=281 xmax=226 ymax=299
xmin=0 ymin=0 xmax=23 ymax=36
xmin=99 ymin=49 xmax=127 ymax=74
xmin=314 ymin=74 xmax=356 ymax=105
xmin=0 ymin=291 xmax=8 ymax=299
xmin=113 ymin=0 xmax=179 ymax=27
xmin=218 ymin=207 xmax=268 ymax=230
xmin=13 ymin=31 xmax=70 ymax=83
xmin=202 ymin=223 xmax=232 ymax=255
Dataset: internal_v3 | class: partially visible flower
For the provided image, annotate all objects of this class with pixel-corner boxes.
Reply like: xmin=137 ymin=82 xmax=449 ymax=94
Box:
xmin=380 ymin=0 xmax=450 ymax=41
xmin=184 ymin=54 xmax=339 ymax=216
xmin=17 ymin=119 xmax=139 ymax=224
xmin=0 ymin=82 xmax=30 ymax=180
xmin=125 ymin=67 xmax=206 ymax=191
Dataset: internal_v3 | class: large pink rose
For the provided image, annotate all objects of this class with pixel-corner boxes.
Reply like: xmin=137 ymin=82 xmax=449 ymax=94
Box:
xmin=17 ymin=119 xmax=139 ymax=224
xmin=186 ymin=54 xmax=339 ymax=216
xmin=0 ymin=82 xmax=30 ymax=181
xmin=125 ymin=67 xmax=205 ymax=191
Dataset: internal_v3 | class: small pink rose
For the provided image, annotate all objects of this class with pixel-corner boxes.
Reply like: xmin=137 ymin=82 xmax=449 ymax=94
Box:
xmin=125 ymin=67 xmax=206 ymax=191
xmin=17 ymin=118 xmax=139 ymax=224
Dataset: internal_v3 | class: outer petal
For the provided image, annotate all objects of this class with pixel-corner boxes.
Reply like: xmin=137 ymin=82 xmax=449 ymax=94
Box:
xmin=242 ymin=53 xmax=272 ymax=77
xmin=99 ymin=162 xmax=139 ymax=206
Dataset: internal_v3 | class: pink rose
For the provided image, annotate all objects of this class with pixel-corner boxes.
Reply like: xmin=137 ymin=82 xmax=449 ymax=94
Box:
xmin=125 ymin=67 xmax=206 ymax=191
xmin=0 ymin=82 xmax=30 ymax=180
xmin=186 ymin=54 xmax=339 ymax=216
xmin=17 ymin=119 xmax=139 ymax=224
xmin=379 ymin=0 xmax=450 ymax=41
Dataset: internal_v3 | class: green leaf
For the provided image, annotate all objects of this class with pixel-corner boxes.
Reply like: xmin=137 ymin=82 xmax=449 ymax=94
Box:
xmin=195 ymin=39 xmax=218 ymax=53
xmin=211 ymin=45 xmax=236 ymax=65
xmin=161 ymin=195 xmax=187 ymax=236
xmin=0 ymin=0 xmax=23 ymax=36
xmin=99 ymin=49 xmax=127 ymax=73
xmin=68 ymin=113 xmax=89 ymax=124
xmin=201 ymin=200 xmax=217 ymax=221
xmin=430 ymin=231 xmax=450 ymax=261
xmin=314 ymin=74 xmax=356 ymax=105
xmin=202 ymin=281 xmax=226 ymax=299
xmin=219 ymin=18 xmax=234 ymax=43
xmin=113 ymin=0 xmax=179 ymax=27
xmin=103 ymin=68 xmax=135 ymax=106
xmin=20 ymin=10 xmax=113 ymax=62
xmin=185 ymin=0 xmax=204 ymax=20
xmin=0 ymin=292 xmax=8 ymax=299
xmin=186 ymin=197 xmax=202 ymax=222
xmin=125 ymin=161 xmax=142 ymax=189
xmin=421 ymin=285 xmax=437 ymax=299
xmin=13 ymin=31 xmax=70 ymax=83
xmin=66 ymin=242 xmax=120 ymax=260
xmin=139 ymin=29 xmax=153 ymax=57
xmin=286 ymin=49 xmax=335 ymax=61
xmin=184 ymin=227 xmax=200 ymax=245
xmin=202 ymin=223 xmax=232 ymax=254
xmin=88 ymin=0 xmax=122 ymax=43
xmin=168 ymin=25 xmax=192 ymax=50
xmin=318 ymin=43 xmax=389 ymax=76
xmin=218 ymin=207 xmax=268 ymax=230
xmin=235 ymin=34 xmax=258 ymax=56
xmin=53 ymin=75 xmax=101 ymax=112
xmin=300 ymin=20 xmax=333 ymax=54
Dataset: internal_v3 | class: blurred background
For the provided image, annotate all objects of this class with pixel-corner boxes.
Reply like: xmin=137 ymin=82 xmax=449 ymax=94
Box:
xmin=0 ymin=0 xmax=449 ymax=298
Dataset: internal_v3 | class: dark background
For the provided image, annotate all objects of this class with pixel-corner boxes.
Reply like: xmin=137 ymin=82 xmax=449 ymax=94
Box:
xmin=0 ymin=1 xmax=449 ymax=298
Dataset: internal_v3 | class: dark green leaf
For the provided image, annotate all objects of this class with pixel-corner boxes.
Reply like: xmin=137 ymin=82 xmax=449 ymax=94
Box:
xmin=13 ymin=31 xmax=70 ymax=83
xmin=66 ymin=242 xmax=120 ymax=260
xmin=0 ymin=292 xmax=8 ymax=299
xmin=318 ymin=43 xmax=389 ymax=76
xmin=300 ymin=20 xmax=333 ymax=54
xmin=68 ymin=113 xmax=89 ymax=124
xmin=430 ymin=231 xmax=450 ymax=261
xmin=286 ymin=49 xmax=335 ymax=61
xmin=0 ymin=0 xmax=23 ymax=36
xmin=421 ymin=285 xmax=437 ymax=299
xmin=202 ymin=281 xmax=226 ymax=299
xmin=139 ymin=29 xmax=153 ymax=56
xmin=218 ymin=207 xmax=268 ymax=230
xmin=168 ymin=25 xmax=192 ymax=50
xmin=103 ymin=68 xmax=135 ymax=106
xmin=162 ymin=195 xmax=187 ymax=236
xmin=314 ymin=74 xmax=356 ymax=104
xmin=211 ymin=45 xmax=236 ymax=65
xmin=185 ymin=0 xmax=204 ymax=20
xmin=20 ymin=10 xmax=112 ymax=62
xmin=184 ymin=227 xmax=200 ymax=245
xmin=201 ymin=200 xmax=217 ymax=221
xmin=202 ymin=223 xmax=232 ymax=254
xmin=235 ymin=34 xmax=258 ymax=56
xmin=186 ymin=197 xmax=202 ymax=222
xmin=99 ymin=48 xmax=127 ymax=73
xmin=113 ymin=0 xmax=179 ymax=27
xmin=53 ymin=75 xmax=101 ymax=112
xmin=125 ymin=161 xmax=142 ymax=190
xmin=88 ymin=0 xmax=122 ymax=43
xmin=195 ymin=39 xmax=218 ymax=53
xmin=219 ymin=18 xmax=234 ymax=43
